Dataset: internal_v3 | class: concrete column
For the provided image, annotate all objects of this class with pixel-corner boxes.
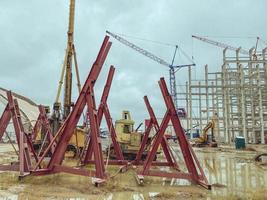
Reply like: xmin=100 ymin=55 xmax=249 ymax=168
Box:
xmin=199 ymin=81 xmax=202 ymax=135
xmin=186 ymin=81 xmax=189 ymax=133
xmin=205 ymin=65 xmax=209 ymax=122
xmin=188 ymin=66 xmax=193 ymax=138
xmin=239 ymin=64 xmax=247 ymax=142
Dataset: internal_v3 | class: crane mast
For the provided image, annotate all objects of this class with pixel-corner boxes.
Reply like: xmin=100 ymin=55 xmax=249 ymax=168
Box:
xmin=52 ymin=0 xmax=81 ymax=133
xmin=169 ymin=46 xmax=178 ymax=109
xmin=64 ymin=0 xmax=75 ymax=119
xmin=106 ymin=31 xmax=194 ymax=113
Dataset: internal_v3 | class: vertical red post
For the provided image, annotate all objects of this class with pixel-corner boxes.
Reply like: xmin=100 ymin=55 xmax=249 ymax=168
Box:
xmin=98 ymin=66 xmax=124 ymax=160
xmin=83 ymin=66 xmax=124 ymax=164
xmin=85 ymin=87 xmax=106 ymax=178
xmin=6 ymin=92 xmax=31 ymax=175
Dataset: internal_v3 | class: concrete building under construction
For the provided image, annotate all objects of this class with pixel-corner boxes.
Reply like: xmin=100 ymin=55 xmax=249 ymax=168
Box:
xmin=177 ymin=47 xmax=267 ymax=144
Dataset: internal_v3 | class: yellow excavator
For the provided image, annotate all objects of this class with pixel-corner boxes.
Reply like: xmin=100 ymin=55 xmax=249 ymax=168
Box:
xmin=194 ymin=119 xmax=218 ymax=147
xmin=108 ymin=111 xmax=158 ymax=160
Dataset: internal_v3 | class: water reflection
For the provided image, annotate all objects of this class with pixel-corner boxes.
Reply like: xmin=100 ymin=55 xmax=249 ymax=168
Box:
xmin=1 ymin=150 xmax=266 ymax=199
xmin=200 ymin=152 xmax=267 ymax=197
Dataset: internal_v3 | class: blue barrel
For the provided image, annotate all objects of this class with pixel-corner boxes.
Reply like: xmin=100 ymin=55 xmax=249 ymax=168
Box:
xmin=235 ymin=136 xmax=246 ymax=149
xmin=192 ymin=132 xmax=200 ymax=138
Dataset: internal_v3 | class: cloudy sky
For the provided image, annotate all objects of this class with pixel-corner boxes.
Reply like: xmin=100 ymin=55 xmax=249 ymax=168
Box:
xmin=0 ymin=0 xmax=266 ymax=127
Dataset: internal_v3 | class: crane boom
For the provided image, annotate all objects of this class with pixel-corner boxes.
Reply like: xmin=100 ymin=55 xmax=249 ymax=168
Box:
xmin=106 ymin=31 xmax=171 ymax=67
xmin=107 ymin=30 xmax=195 ymax=114
xmin=192 ymin=35 xmax=249 ymax=55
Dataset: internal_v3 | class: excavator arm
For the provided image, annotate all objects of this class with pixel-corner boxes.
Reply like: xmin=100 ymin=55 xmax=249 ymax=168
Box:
xmin=197 ymin=120 xmax=214 ymax=143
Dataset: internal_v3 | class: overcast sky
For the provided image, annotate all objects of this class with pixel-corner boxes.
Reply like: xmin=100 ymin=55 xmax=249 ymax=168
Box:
xmin=0 ymin=0 xmax=266 ymax=127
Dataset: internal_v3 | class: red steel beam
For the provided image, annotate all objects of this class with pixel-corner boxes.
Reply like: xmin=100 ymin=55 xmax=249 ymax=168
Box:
xmin=134 ymin=119 xmax=153 ymax=164
xmin=47 ymin=36 xmax=111 ymax=168
xmin=158 ymin=78 xmax=209 ymax=188
xmin=38 ymin=105 xmax=57 ymax=153
xmin=145 ymin=96 xmax=178 ymax=167
xmin=141 ymin=111 xmax=171 ymax=174
xmin=137 ymin=78 xmax=210 ymax=189
xmin=0 ymin=104 xmax=11 ymax=140
xmin=158 ymin=78 xmax=199 ymax=181
xmin=6 ymin=92 xmax=30 ymax=175
xmin=135 ymin=96 xmax=178 ymax=168
xmin=85 ymin=87 xmax=106 ymax=178
xmin=84 ymin=66 xmax=124 ymax=163
xmin=4 ymin=91 xmax=42 ymax=175
xmin=0 ymin=92 xmax=43 ymax=176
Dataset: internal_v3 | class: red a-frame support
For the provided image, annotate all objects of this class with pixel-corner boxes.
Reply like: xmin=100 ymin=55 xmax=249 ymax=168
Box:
xmin=0 ymin=91 xmax=39 ymax=178
xmin=32 ymin=36 xmax=124 ymax=184
xmin=81 ymin=65 xmax=125 ymax=165
xmin=134 ymin=96 xmax=178 ymax=168
xmin=137 ymin=78 xmax=210 ymax=189
xmin=31 ymin=105 xmax=56 ymax=155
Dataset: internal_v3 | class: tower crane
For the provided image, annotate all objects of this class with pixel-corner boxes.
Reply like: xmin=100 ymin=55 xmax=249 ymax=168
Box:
xmin=52 ymin=0 xmax=81 ymax=132
xmin=192 ymin=35 xmax=250 ymax=55
xmin=192 ymin=35 xmax=261 ymax=59
xmin=106 ymin=31 xmax=195 ymax=114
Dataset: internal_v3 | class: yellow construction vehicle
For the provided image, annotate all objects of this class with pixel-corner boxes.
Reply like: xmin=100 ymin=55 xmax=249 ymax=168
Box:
xmin=33 ymin=0 xmax=86 ymax=157
xmin=194 ymin=119 xmax=218 ymax=147
xmin=33 ymin=112 xmax=87 ymax=158
xmin=108 ymin=111 xmax=158 ymax=160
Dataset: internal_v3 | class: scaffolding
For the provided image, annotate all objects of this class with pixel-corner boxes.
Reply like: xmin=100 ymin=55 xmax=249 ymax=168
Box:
xmin=177 ymin=47 xmax=267 ymax=144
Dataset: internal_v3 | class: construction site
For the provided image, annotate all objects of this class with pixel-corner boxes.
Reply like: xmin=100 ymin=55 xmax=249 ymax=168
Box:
xmin=0 ymin=0 xmax=266 ymax=200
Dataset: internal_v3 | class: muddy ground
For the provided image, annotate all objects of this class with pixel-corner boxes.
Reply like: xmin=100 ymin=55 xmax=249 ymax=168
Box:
xmin=0 ymin=143 xmax=266 ymax=200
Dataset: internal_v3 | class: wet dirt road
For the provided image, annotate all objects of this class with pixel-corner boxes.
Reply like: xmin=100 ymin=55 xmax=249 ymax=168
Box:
xmin=0 ymin=143 xmax=266 ymax=200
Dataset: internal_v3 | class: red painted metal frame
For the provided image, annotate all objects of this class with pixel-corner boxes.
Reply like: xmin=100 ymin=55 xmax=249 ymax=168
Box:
xmin=137 ymin=78 xmax=210 ymax=189
xmin=0 ymin=91 xmax=40 ymax=177
xmin=0 ymin=104 xmax=11 ymax=140
xmin=32 ymin=105 xmax=56 ymax=154
xmin=134 ymin=96 xmax=178 ymax=168
xmin=31 ymin=36 xmax=113 ymax=182
xmin=82 ymin=66 xmax=125 ymax=164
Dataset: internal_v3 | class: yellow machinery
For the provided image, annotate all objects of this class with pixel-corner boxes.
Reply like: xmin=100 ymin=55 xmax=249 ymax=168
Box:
xmin=52 ymin=0 xmax=86 ymax=155
xmin=110 ymin=111 xmax=157 ymax=160
xmin=194 ymin=119 xmax=217 ymax=147
xmin=65 ymin=127 xmax=87 ymax=157
xmin=34 ymin=0 xmax=86 ymax=157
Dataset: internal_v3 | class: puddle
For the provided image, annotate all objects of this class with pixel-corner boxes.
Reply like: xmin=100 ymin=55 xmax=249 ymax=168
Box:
xmin=199 ymin=151 xmax=267 ymax=198
xmin=0 ymin=144 xmax=266 ymax=199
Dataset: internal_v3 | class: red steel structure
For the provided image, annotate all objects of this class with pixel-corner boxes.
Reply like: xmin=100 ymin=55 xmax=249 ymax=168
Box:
xmin=0 ymin=91 xmax=39 ymax=178
xmin=0 ymin=36 xmax=209 ymax=189
xmin=31 ymin=36 xmax=126 ymax=184
xmin=136 ymin=78 xmax=210 ymax=189
xmin=32 ymin=105 xmax=57 ymax=155
xmin=81 ymin=65 xmax=125 ymax=165
xmin=134 ymin=96 xmax=178 ymax=168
